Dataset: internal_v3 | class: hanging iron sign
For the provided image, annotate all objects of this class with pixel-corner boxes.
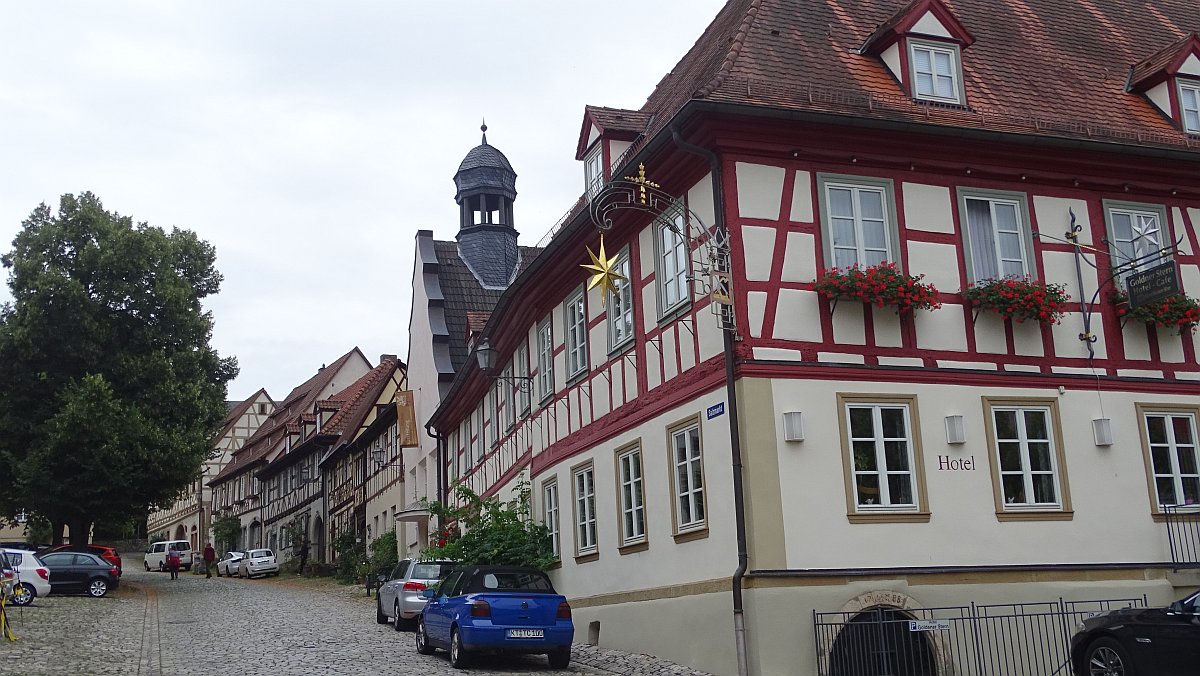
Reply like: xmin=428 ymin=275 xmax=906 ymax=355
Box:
xmin=1126 ymin=261 xmax=1180 ymax=309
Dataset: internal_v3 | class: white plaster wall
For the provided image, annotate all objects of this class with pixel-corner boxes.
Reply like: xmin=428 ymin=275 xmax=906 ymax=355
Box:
xmin=688 ymin=173 xmax=716 ymax=230
xmin=663 ymin=327 xmax=679 ymax=382
xmin=735 ymin=163 xmax=786 ymax=220
xmin=832 ymin=303 xmax=866 ymax=345
xmin=902 ymin=183 xmax=955 ymax=233
xmin=1147 ymin=81 xmax=1171 ymax=117
xmin=1053 ymin=312 xmax=1105 ymax=359
xmin=907 ymin=241 xmax=961 ymax=293
xmin=1043 ymin=251 xmax=1097 ymax=307
xmin=1013 ymin=319 xmax=1045 ymax=357
xmin=747 ymin=291 xmax=768 ymax=338
xmin=1033 ymin=196 xmax=1092 ymax=245
xmin=873 ymin=309 xmax=903 ymax=348
xmin=881 ymin=43 xmax=902 ymax=83
xmin=771 ymin=377 xmax=1195 ymax=569
xmin=1159 ymin=330 xmax=1186 ymax=363
xmin=741 ymin=226 xmax=777 ymax=281
xmin=911 ymin=11 xmax=952 ymax=38
xmin=1171 ymin=208 xmax=1194 ymax=256
xmin=973 ymin=313 xmax=1008 ymax=354
xmin=790 ymin=170 xmax=814 ymax=223
xmin=773 ymin=290 xmax=823 ymax=342
xmin=1182 ymin=263 xmax=1200 ymax=298
xmin=608 ymin=140 xmax=631 ymax=172
xmin=698 ymin=307 xmax=725 ymax=363
xmin=781 ymin=232 xmax=817 ymax=282
xmin=1182 ymin=54 xmax=1200 ymax=76
xmin=915 ymin=304 xmax=967 ymax=351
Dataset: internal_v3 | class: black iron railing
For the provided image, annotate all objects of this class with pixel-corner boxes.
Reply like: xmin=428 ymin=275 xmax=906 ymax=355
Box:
xmin=813 ymin=596 xmax=1147 ymax=676
xmin=1164 ymin=504 xmax=1200 ymax=567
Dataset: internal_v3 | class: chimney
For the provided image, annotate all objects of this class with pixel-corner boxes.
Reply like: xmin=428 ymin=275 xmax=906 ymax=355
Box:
xmin=380 ymin=354 xmax=398 ymax=364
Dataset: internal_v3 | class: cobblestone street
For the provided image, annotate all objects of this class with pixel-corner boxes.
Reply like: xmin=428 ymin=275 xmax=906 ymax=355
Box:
xmin=0 ymin=557 xmax=711 ymax=676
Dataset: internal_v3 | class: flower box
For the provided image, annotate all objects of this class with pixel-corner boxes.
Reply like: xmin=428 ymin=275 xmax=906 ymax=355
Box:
xmin=963 ymin=277 xmax=1070 ymax=325
xmin=815 ymin=262 xmax=941 ymax=312
xmin=1111 ymin=290 xmax=1200 ymax=334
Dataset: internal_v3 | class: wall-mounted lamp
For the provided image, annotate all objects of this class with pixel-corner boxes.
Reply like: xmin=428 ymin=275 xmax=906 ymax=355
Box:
xmin=475 ymin=339 xmax=534 ymax=392
xmin=945 ymin=415 xmax=966 ymax=445
xmin=1092 ymin=418 xmax=1113 ymax=446
xmin=782 ymin=412 xmax=805 ymax=442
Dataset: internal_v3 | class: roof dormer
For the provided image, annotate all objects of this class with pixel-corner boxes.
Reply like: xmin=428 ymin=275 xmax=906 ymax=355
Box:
xmin=575 ymin=106 xmax=650 ymax=198
xmin=860 ymin=0 xmax=975 ymax=107
xmin=1127 ymin=33 xmax=1200 ymax=135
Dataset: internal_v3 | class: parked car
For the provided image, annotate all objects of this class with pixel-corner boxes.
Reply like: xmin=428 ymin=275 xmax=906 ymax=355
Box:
xmin=38 ymin=543 xmax=122 ymax=575
xmin=37 ymin=551 xmax=120 ymax=598
xmin=238 ymin=549 xmax=278 ymax=578
xmin=1 ymin=548 xmax=51 ymax=606
xmin=416 ymin=565 xmax=573 ymax=669
xmin=216 ymin=551 xmax=245 ymax=577
xmin=0 ymin=551 xmax=14 ymax=604
xmin=377 ymin=559 xmax=456 ymax=630
xmin=1071 ymin=589 xmax=1200 ymax=676
xmin=143 ymin=540 xmax=193 ymax=572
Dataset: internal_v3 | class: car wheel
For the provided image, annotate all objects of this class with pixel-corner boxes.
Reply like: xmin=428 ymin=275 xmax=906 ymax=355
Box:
xmin=393 ymin=601 xmax=405 ymax=631
xmin=158 ymin=562 xmax=165 ymax=572
xmin=216 ymin=567 xmax=222 ymax=577
xmin=88 ymin=578 xmax=109 ymax=598
xmin=376 ymin=597 xmax=389 ymax=624
xmin=1084 ymin=637 xmax=1136 ymax=676
xmin=548 ymin=647 xmax=571 ymax=669
xmin=415 ymin=617 xmax=436 ymax=655
xmin=11 ymin=583 xmax=34 ymax=607
xmin=449 ymin=628 xmax=470 ymax=668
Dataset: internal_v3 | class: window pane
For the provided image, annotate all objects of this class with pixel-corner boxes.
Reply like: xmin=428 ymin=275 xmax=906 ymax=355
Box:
xmin=1024 ymin=410 xmax=1048 ymax=440
xmin=1148 ymin=416 xmax=1168 ymax=444
xmin=995 ymin=410 xmax=1018 ymax=439
xmin=966 ymin=198 xmax=998 ymax=279
xmin=1184 ymin=478 xmax=1200 ymax=505
xmin=832 ymin=217 xmax=857 ymax=250
xmin=863 ymin=219 xmax=888 ymax=250
xmin=999 ymin=442 xmax=1022 ymax=471
xmin=884 ymin=441 xmax=909 ymax=471
xmin=857 ymin=474 xmax=880 ymax=505
xmin=1173 ymin=416 xmax=1193 ymax=445
xmin=1002 ymin=475 xmax=1026 ymax=503
xmin=1157 ymin=478 xmax=1178 ymax=505
xmin=860 ymin=190 xmax=884 ymax=220
xmin=1027 ymin=443 xmax=1052 ymax=471
xmin=829 ymin=188 xmax=854 ymax=218
xmin=914 ymin=48 xmax=932 ymax=73
xmin=849 ymin=408 xmax=873 ymax=438
xmin=1032 ymin=475 xmax=1056 ymax=503
xmin=1152 ymin=446 xmax=1173 ymax=474
xmin=1178 ymin=448 xmax=1198 ymax=476
xmin=853 ymin=441 xmax=877 ymax=471
xmin=880 ymin=408 xmax=905 ymax=438
xmin=933 ymin=51 xmax=952 ymax=76
xmin=888 ymin=475 xmax=913 ymax=505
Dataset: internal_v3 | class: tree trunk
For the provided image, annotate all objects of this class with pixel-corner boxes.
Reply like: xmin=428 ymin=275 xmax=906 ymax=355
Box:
xmin=68 ymin=517 xmax=91 ymax=544
xmin=50 ymin=520 xmax=64 ymax=546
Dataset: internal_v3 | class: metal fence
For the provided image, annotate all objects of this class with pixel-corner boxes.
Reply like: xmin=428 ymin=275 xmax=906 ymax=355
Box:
xmin=812 ymin=595 xmax=1147 ymax=676
xmin=1163 ymin=504 xmax=1200 ymax=567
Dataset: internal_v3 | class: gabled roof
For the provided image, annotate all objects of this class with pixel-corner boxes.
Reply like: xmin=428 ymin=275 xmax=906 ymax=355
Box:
xmin=209 ymin=347 xmax=368 ymax=485
xmin=860 ymin=0 xmax=975 ymax=55
xmin=624 ymin=0 xmax=1200 ymax=157
xmin=575 ymin=106 xmax=654 ymax=160
xmin=214 ymin=388 xmax=272 ymax=446
xmin=1128 ymin=32 xmax=1200 ymax=91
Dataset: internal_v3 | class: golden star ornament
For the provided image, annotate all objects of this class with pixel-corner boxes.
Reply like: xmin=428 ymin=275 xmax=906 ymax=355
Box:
xmin=581 ymin=235 xmax=625 ymax=307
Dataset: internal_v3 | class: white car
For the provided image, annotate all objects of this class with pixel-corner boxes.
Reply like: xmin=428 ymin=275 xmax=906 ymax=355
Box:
xmin=239 ymin=549 xmax=278 ymax=578
xmin=144 ymin=540 xmax=194 ymax=572
xmin=1 ymin=548 xmax=52 ymax=606
xmin=216 ymin=551 xmax=244 ymax=577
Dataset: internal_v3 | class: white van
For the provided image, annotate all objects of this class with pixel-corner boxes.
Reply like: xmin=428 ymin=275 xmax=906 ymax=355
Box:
xmin=144 ymin=540 xmax=194 ymax=572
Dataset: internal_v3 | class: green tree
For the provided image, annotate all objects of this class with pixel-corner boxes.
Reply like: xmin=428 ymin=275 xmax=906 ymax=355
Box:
xmin=0 ymin=192 xmax=237 ymax=543
xmin=212 ymin=514 xmax=241 ymax=553
xmin=421 ymin=477 xmax=557 ymax=570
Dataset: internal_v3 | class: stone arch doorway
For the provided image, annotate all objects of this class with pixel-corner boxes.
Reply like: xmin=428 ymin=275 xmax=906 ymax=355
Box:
xmin=828 ymin=606 xmax=937 ymax=676
xmin=174 ymin=524 xmax=186 ymax=541
xmin=313 ymin=516 xmax=324 ymax=563
xmin=248 ymin=520 xmax=262 ymax=549
xmin=190 ymin=525 xmax=198 ymax=550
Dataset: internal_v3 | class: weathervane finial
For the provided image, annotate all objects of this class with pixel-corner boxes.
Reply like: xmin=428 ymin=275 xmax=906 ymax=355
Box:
xmin=481 ymin=118 xmax=488 ymax=145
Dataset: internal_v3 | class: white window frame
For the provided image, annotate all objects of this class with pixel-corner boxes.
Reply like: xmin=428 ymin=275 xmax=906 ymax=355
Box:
xmin=990 ymin=406 xmax=1062 ymax=509
xmin=1180 ymin=80 xmax=1200 ymax=134
xmin=501 ymin=363 xmax=515 ymax=431
xmin=536 ymin=318 xmax=553 ymax=402
xmin=516 ymin=342 xmax=531 ymax=416
xmin=1103 ymin=201 xmax=1171 ymax=288
xmin=584 ymin=145 xmax=605 ymax=198
xmin=565 ymin=289 xmax=588 ymax=377
xmin=1142 ymin=409 xmax=1200 ymax=508
xmin=958 ymin=189 xmax=1035 ymax=283
xmin=909 ymin=39 xmax=964 ymax=105
xmin=474 ymin=407 xmax=485 ymax=464
xmin=572 ymin=464 xmax=597 ymax=555
xmin=845 ymin=403 xmax=919 ymax=510
xmin=607 ymin=250 xmax=634 ymax=351
xmin=670 ymin=420 xmax=706 ymax=532
xmin=817 ymin=175 xmax=899 ymax=269
xmin=656 ymin=208 xmax=691 ymax=316
xmin=617 ymin=445 xmax=646 ymax=545
xmin=542 ymin=480 xmax=560 ymax=557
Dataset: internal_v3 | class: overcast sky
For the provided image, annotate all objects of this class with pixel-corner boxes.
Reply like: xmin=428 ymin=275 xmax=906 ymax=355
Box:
xmin=1 ymin=1 xmax=728 ymax=401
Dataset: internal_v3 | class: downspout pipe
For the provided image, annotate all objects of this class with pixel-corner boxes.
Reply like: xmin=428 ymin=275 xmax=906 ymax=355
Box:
xmin=670 ymin=125 xmax=750 ymax=676
xmin=426 ymin=421 xmax=445 ymax=534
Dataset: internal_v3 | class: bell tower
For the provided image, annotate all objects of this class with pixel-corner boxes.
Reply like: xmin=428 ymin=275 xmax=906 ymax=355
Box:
xmin=453 ymin=123 xmax=521 ymax=290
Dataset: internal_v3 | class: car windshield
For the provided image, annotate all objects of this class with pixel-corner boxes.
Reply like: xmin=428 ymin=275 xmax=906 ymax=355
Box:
xmin=171 ymin=542 xmax=190 ymax=551
xmin=411 ymin=563 xmax=454 ymax=580
xmin=469 ymin=570 xmax=556 ymax=593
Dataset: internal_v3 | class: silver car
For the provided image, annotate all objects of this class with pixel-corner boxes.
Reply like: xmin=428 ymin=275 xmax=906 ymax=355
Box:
xmin=1 ymin=549 xmax=52 ymax=606
xmin=376 ymin=559 xmax=456 ymax=630
xmin=215 ymin=551 xmax=244 ymax=577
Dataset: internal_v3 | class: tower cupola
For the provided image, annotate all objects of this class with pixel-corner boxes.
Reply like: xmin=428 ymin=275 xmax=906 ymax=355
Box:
xmin=452 ymin=123 xmax=521 ymax=289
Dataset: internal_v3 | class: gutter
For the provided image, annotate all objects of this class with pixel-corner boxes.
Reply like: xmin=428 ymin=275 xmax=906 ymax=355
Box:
xmin=669 ymin=124 xmax=750 ymax=676
xmin=426 ymin=421 xmax=444 ymax=534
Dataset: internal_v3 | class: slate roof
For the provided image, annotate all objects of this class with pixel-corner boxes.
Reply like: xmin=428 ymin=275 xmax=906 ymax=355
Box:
xmin=625 ymin=0 xmax=1200 ymax=156
xmin=454 ymin=141 xmax=518 ymax=200
xmin=209 ymin=347 xmax=366 ymax=485
xmin=434 ymin=240 xmax=539 ymax=373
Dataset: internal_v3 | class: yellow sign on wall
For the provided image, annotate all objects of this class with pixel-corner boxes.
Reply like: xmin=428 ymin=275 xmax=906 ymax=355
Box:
xmin=397 ymin=391 xmax=419 ymax=447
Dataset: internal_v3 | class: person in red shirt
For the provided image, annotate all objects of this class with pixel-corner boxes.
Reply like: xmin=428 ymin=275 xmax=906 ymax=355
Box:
xmin=203 ymin=543 xmax=216 ymax=579
xmin=166 ymin=547 xmax=181 ymax=580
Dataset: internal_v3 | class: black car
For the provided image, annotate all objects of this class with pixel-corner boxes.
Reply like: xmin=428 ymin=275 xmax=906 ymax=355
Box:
xmin=1071 ymin=590 xmax=1200 ymax=676
xmin=37 ymin=551 xmax=120 ymax=598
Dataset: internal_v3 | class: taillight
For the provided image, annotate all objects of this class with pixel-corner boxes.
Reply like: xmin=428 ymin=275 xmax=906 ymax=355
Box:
xmin=556 ymin=601 xmax=572 ymax=619
xmin=469 ymin=600 xmax=491 ymax=618
xmin=110 ymin=567 xmax=120 ymax=577
xmin=402 ymin=581 xmax=426 ymax=592
xmin=36 ymin=568 xmax=49 ymax=581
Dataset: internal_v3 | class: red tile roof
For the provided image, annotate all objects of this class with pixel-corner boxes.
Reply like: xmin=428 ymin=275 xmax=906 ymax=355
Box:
xmin=860 ymin=0 xmax=974 ymax=54
xmin=629 ymin=0 xmax=1200 ymax=154
xmin=1128 ymin=31 xmax=1200 ymax=91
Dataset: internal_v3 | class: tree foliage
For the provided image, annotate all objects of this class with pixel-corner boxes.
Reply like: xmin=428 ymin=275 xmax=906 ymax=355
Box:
xmin=421 ymin=478 xmax=557 ymax=571
xmin=0 ymin=192 xmax=237 ymax=542
xmin=212 ymin=514 xmax=241 ymax=554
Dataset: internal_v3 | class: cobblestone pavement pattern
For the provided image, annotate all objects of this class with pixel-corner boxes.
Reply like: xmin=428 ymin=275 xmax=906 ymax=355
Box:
xmin=0 ymin=556 xmax=712 ymax=676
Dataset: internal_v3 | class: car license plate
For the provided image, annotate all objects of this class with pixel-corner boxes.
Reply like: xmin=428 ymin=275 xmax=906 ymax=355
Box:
xmin=507 ymin=629 xmax=544 ymax=639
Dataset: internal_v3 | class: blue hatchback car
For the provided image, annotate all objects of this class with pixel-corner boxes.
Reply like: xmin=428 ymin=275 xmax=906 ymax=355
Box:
xmin=415 ymin=565 xmax=573 ymax=669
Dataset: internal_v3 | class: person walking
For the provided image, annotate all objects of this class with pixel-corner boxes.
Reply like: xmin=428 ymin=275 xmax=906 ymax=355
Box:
xmin=166 ymin=547 xmax=181 ymax=580
xmin=297 ymin=541 xmax=309 ymax=576
xmin=203 ymin=543 xmax=216 ymax=579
